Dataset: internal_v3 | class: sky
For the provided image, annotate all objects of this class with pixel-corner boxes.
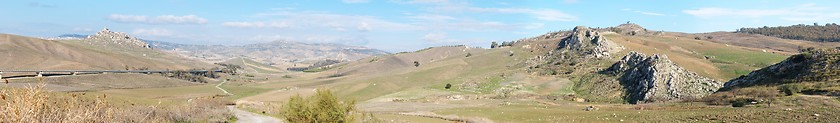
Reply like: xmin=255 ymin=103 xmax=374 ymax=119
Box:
xmin=2 ymin=0 xmax=840 ymax=52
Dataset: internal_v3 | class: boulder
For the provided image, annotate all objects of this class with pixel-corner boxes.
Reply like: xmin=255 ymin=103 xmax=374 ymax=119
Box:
xmin=605 ymin=51 xmax=722 ymax=103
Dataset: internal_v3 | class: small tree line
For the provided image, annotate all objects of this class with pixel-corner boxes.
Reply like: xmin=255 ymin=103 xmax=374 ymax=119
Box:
xmin=736 ymin=23 xmax=840 ymax=42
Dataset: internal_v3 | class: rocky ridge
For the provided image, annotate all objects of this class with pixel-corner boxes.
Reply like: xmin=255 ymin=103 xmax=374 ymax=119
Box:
xmin=86 ymin=27 xmax=150 ymax=48
xmin=724 ymin=47 xmax=840 ymax=88
xmin=554 ymin=26 xmax=624 ymax=58
xmin=605 ymin=51 xmax=722 ymax=103
xmin=606 ymin=23 xmax=652 ymax=35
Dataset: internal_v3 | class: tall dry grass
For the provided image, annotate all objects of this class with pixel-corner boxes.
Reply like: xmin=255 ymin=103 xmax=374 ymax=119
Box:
xmin=0 ymin=79 xmax=235 ymax=122
xmin=0 ymin=79 xmax=114 ymax=122
xmin=116 ymin=98 xmax=235 ymax=122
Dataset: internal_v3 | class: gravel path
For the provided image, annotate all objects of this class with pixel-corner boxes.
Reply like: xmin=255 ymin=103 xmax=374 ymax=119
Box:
xmin=227 ymin=106 xmax=282 ymax=123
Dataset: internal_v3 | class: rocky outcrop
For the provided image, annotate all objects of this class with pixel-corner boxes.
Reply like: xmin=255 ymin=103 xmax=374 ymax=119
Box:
xmin=86 ymin=27 xmax=150 ymax=48
xmin=555 ymin=26 xmax=624 ymax=58
xmin=608 ymin=23 xmax=649 ymax=35
xmin=724 ymin=48 xmax=840 ymax=88
xmin=605 ymin=51 xmax=721 ymax=103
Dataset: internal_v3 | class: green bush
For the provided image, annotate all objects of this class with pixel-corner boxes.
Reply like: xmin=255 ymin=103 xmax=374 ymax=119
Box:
xmin=283 ymin=89 xmax=356 ymax=123
xmin=730 ymin=98 xmax=755 ymax=107
xmin=779 ymin=84 xmax=805 ymax=96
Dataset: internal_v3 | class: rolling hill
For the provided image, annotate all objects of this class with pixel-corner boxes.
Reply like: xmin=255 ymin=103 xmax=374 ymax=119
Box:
xmin=5 ymin=23 xmax=838 ymax=122
xmin=0 ymin=34 xmax=205 ymax=70
xmin=225 ymin=23 xmax=840 ymax=122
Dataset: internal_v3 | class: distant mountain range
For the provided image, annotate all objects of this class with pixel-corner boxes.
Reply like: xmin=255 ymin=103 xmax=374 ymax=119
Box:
xmin=146 ymin=40 xmax=389 ymax=68
xmin=51 ymin=32 xmax=389 ymax=69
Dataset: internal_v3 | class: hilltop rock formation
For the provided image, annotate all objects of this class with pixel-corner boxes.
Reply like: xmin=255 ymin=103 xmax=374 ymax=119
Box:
xmin=554 ymin=26 xmax=624 ymax=58
xmin=724 ymin=48 xmax=840 ymax=88
xmin=607 ymin=23 xmax=650 ymax=35
xmin=605 ymin=51 xmax=721 ymax=103
xmin=86 ymin=27 xmax=150 ymax=48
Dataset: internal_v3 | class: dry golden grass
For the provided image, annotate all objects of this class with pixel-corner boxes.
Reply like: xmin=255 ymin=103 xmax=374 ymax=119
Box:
xmin=0 ymin=78 xmax=114 ymax=122
xmin=114 ymin=98 xmax=235 ymax=122
xmin=0 ymin=78 xmax=234 ymax=123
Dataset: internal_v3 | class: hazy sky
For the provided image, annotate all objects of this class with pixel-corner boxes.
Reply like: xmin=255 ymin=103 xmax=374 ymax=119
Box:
xmin=2 ymin=0 xmax=839 ymax=52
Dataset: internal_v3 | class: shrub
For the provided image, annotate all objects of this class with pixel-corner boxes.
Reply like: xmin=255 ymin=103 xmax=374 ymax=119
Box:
xmin=283 ymin=89 xmax=355 ymax=123
xmin=731 ymin=100 xmax=747 ymax=107
xmin=730 ymin=98 xmax=755 ymax=107
xmin=490 ymin=42 xmax=498 ymax=48
xmin=779 ymin=84 xmax=805 ymax=96
xmin=0 ymin=81 xmax=114 ymax=122
xmin=413 ymin=61 xmax=420 ymax=67
xmin=445 ymin=83 xmax=452 ymax=89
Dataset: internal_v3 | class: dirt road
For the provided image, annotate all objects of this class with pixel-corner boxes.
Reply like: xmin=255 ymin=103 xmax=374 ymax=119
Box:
xmin=227 ymin=106 xmax=282 ymax=123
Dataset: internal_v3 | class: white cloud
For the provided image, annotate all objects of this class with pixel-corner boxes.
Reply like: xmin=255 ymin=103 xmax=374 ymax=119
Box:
xmin=222 ymin=21 xmax=290 ymax=29
xmin=107 ymin=14 xmax=207 ymax=24
xmin=427 ymin=6 xmax=577 ymax=21
xmin=342 ymin=0 xmax=370 ymax=3
xmin=469 ymin=8 xmax=577 ymax=21
xmin=246 ymin=11 xmax=420 ymax=31
xmin=132 ymin=28 xmax=173 ymax=36
xmin=422 ymin=32 xmax=447 ymax=42
xmin=683 ymin=3 xmax=840 ymax=22
xmin=357 ymin=22 xmax=371 ymax=32
xmin=622 ymin=9 xmax=665 ymax=16
xmin=28 ymin=2 xmax=56 ymax=8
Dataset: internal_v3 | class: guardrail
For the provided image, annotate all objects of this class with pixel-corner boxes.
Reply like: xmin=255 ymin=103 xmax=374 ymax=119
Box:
xmin=0 ymin=69 xmax=223 ymax=79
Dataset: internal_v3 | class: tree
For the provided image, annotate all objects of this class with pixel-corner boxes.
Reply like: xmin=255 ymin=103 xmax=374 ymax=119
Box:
xmin=283 ymin=89 xmax=355 ymax=123
xmin=490 ymin=42 xmax=499 ymax=48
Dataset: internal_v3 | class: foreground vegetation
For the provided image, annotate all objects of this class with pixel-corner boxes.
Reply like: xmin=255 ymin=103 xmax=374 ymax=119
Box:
xmin=0 ymin=79 xmax=235 ymax=122
xmin=283 ymin=89 xmax=356 ymax=123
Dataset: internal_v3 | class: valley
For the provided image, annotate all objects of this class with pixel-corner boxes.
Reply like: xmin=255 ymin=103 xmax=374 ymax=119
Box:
xmin=3 ymin=0 xmax=840 ymax=121
xmin=4 ymin=22 xmax=838 ymax=122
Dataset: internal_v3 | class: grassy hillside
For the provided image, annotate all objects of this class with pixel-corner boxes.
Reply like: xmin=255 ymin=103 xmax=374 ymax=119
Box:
xmin=222 ymin=57 xmax=284 ymax=74
xmin=0 ymin=34 xmax=207 ymax=70
xmin=736 ymin=23 xmax=840 ymax=42
xmin=691 ymin=32 xmax=840 ymax=55
xmin=604 ymin=33 xmax=788 ymax=81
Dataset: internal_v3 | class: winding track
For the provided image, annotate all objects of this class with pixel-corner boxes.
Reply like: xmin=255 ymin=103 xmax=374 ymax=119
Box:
xmin=217 ymin=79 xmax=281 ymax=123
xmin=227 ymin=106 xmax=283 ymax=123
